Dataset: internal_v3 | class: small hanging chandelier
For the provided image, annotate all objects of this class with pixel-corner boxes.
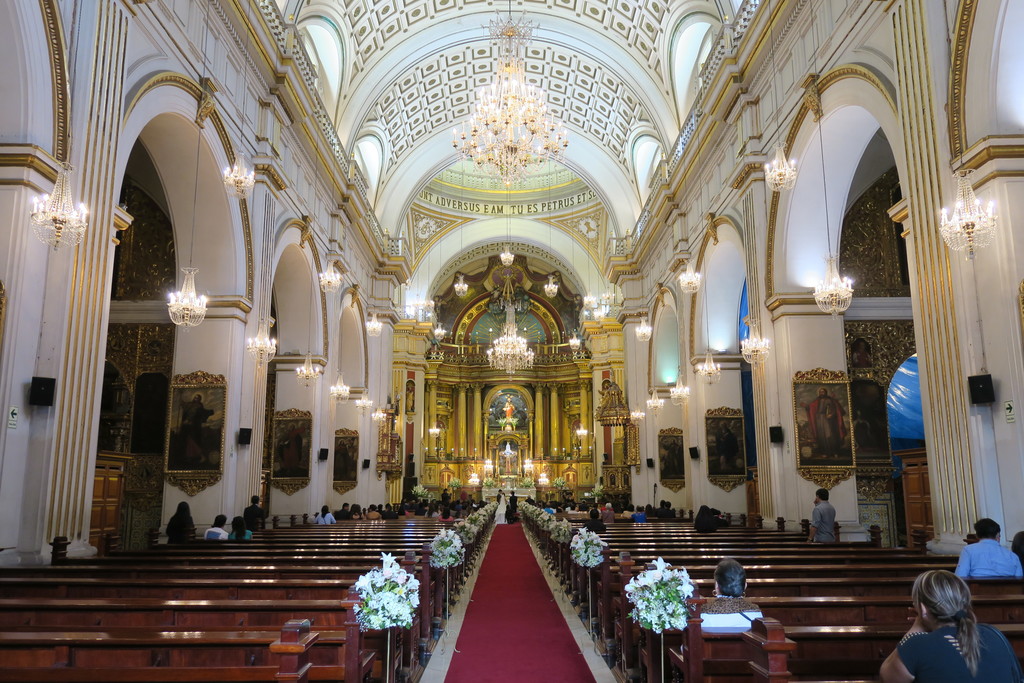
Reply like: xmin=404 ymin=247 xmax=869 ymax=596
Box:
xmin=635 ymin=316 xmax=653 ymax=342
xmin=468 ymin=471 xmax=481 ymax=486
xmin=538 ymin=470 xmax=550 ymax=486
xmin=583 ymin=293 xmax=598 ymax=311
xmin=568 ymin=331 xmax=581 ymax=352
xmin=630 ymin=409 xmax=646 ymax=423
xmin=295 ymin=353 xmax=322 ymax=387
xmin=500 ymin=247 xmax=515 ymax=266
xmin=319 ymin=261 xmax=343 ymax=293
xmin=940 ymin=169 xmax=996 ymax=259
xmin=741 ymin=335 xmax=772 ymax=364
xmin=434 ymin=322 xmax=447 ymax=340
xmin=646 ymin=389 xmax=664 ymax=416
xmin=168 ymin=267 xmax=208 ymax=327
xmin=355 ymin=396 xmax=374 ymax=414
xmin=30 ymin=163 xmax=88 ymax=250
xmin=371 ymin=406 xmax=387 ymax=423
xmin=813 ymin=255 xmax=854 ymax=317
xmin=764 ymin=143 xmax=797 ymax=192
xmin=669 ymin=371 xmax=690 ymax=406
xmin=223 ymin=153 xmax=255 ymax=199
xmin=246 ymin=318 xmax=277 ymax=366
xmin=330 ymin=374 xmax=350 ymax=402
xmin=366 ymin=312 xmax=383 ymax=337
xmin=575 ymin=426 xmax=588 ymax=439
xmin=696 ymin=349 xmax=722 ymax=384
xmin=454 ymin=273 xmax=469 ymax=297
xmin=678 ymin=263 xmax=702 ymax=293
xmin=544 ymin=275 xmax=559 ymax=298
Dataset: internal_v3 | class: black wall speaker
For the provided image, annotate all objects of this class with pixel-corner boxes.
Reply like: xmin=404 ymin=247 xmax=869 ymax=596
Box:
xmin=646 ymin=458 xmax=655 ymax=468
xmin=318 ymin=448 xmax=329 ymax=461
xmin=28 ymin=377 xmax=56 ymax=407
xmin=968 ymin=374 xmax=995 ymax=404
xmin=688 ymin=446 xmax=700 ymax=460
xmin=362 ymin=459 xmax=371 ymax=469
xmin=769 ymin=425 xmax=784 ymax=443
xmin=238 ymin=428 xmax=252 ymax=445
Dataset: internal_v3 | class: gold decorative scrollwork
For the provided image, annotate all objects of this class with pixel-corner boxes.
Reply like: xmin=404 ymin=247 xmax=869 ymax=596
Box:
xmin=166 ymin=472 xmax=223 ymax=496
xmin=793 ymin=368 xmax=848 ymax=383
xmin=797 ymin=468 xmax=854 ymax=490
xmin=705 ymin=406 xmax=743 ymax=418
xmin=270 ymin=479 xmax=308 ymax=496
xmin=708 ymin=475 xmax=745 ymax=492
xmin=625 ymin=422 xmax=640 ymax=472
xmin=332 ymin=481 xmax=357 ymax=496
xmin=661 ymin=480 xmax=685 ymax=493
xmin=802 ymin=73 xmax=823 ymax=121
xmin=174 ymin=370 xmax=227 ymax=386
xmin=195 ymin=77 xmax=217 ymax=127
xmin=844 ymin=320 xmax=916 ymax=387
xmin=856 ymin=475 xmax=890 ymax=501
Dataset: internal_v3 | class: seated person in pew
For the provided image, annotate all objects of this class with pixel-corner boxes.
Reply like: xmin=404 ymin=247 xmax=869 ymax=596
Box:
xmin=166 ymin=501 xmax=193 ymax=543
xmin=693 ymin=505 xmax=726 ymax=533
xmin=228 ymin=515 xmax=252 ymax=540
xmin=582 ymin=507 xmax=607 ymax=533
xmin=349 ymin=503 xmax=364 ymax=520
xmin=601 ymin=503 xmax=617 ymax=525
xmin=630 ymin=505 xmax=648 ymax=523
xmin=954 ymin=518 xmax=1023 ymax=578
xmin=880 ymin=569 xmax=1023 ymax=682
xmin=1014 ymin=530 xmax=1024 ymax=574
xmin=204 ymin=514 xmax=229 ymax=540
xmin=335 ymin=502 xmax=352 ymax=520
xmin=700 ymin=559 xmax=762 ymax=630
xmin=315 ymin=505 xmax=336 ymax=525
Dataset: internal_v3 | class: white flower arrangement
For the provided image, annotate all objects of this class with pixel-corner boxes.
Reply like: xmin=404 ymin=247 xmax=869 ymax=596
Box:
xmin=482 ymin=476 xmax=497 ymax=488
xmin=429 ymin=528 xmax=465 ymax=568
xmin=591 ymin=483 xmax=604 ymax=499
xmin=454 ymin=519 xmax=478 ymax=544
xmin=353 ymin=553 xmax=421 ymax=631
xmin=411 ymin=484 xmax=429 ymax=499
xmin=552 ymin=476 xmax=568 ymax=490
xmin=623 ymin=556 xmax=695 ymax=634
xmin=551 ymin=518 xmax=574 ymax=544
xmin=447 ymin=478 xmax=463 ymax=490
xmin=519 ymin=476 xmax=534 ymax=487
xmin=569 ymin=528 xmax=607 ymax=568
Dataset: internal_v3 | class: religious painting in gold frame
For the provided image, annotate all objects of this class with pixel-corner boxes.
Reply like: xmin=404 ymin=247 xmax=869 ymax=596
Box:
xmin=270 ymin=408 xmax=312 ymax=495
xmin=658 ymin=427 xmax=686 ymax=492
xmin=164 ymin=371 xmax=226 ymax=495
xmin=332 ymin=428 xmax=358 ymax=495
xmin=705 ymin=407 xmax=745 ymax=492
xmin=793 ymin=368 xmax=856 ymax=488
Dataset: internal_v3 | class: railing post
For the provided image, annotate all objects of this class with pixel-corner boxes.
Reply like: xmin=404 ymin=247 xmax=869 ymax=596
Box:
xmin=869 ymin=525 xmax=882 ymax=548
xmin=270 ymin=618 xmax=318 ymax=683
xmin=272 ymin=515 xmax=280 ymax=529
xmin=799 ymin=519 xmax=810 ymax=537
xmin=147 ymin=528 xmax=160 ymax=549
xmin=50 ymin=536 xmax=69 ymax=563
xmin=743 ymin=617 xmax=797 ymax=683
xmin=775 ymin=517 xmax=786 ymax=532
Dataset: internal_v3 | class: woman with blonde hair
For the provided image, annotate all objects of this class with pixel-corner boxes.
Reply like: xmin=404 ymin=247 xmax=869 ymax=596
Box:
xmin=880 ymin=569 xmax=1022 ymax=681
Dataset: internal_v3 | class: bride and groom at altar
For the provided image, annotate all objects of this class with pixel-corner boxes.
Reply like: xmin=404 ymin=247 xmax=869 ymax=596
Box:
xmin=494 ymin=490 xmax=518 ymax=524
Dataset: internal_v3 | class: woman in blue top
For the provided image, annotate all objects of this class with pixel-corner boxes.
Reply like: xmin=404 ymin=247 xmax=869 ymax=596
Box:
xmin=880 ymin=569 xmax=1022 ymax=682
xmin=228 ymin=516 xmax=252 ymax=540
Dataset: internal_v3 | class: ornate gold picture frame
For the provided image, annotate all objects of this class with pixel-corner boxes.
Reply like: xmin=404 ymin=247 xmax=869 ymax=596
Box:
xmin=705 ymin=407 xmax=745 ymax=492
xmin=793 ymin=368 xmax=856 ymax=489
xmin=164 ymin=370 xmax=226 ymax=495
xmin=658 ymin=427 xmax=686 ymax=492
xmin=271 ymin=408 xmax=312 ymax=495
xmin=332 ymin=428 xmax=358 ymax=495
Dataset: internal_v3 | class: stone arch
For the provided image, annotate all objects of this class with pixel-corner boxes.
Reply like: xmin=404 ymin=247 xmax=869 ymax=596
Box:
xmin=0 ymin=1 xmax=62 ymax=157
xmin=693 ymin=220 xmax=746 ymax=358
xmin=338 ymin=287 xmax=368 ymax=389
xmin=119 ymin=73 xmax=252 ymax=299
xmin=271 ymin=232 xmax=322 ymax=359
xmin=650 ymin=288 xmax=682 ymax=388
xmin=667 ymin=10 xmax=719 ymax=120
xmin=766 ymin=66 xmax=904 ymax=298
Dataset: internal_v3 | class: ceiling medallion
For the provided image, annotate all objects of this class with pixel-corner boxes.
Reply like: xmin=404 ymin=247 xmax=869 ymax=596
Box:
xmin=452 ymin=12 xmax=568 ymax=186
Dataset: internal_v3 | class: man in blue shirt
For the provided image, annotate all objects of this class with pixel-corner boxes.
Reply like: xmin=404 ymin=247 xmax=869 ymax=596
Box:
xmin=955 ymin=518 xmax=1023 ymax=578
xmin=807 ymin=488 xmax=836 ymax=543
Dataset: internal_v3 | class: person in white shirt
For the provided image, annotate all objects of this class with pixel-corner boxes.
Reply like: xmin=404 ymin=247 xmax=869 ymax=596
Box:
xmin=204 ymin=514 xmax=229 ymax=540
xmin=700 ymin=558 xmax=763 ymax=630
xmin=315 ymin=505 xmax=336 ymax=525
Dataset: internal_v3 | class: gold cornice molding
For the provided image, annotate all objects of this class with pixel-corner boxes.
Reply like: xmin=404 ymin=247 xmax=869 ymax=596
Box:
xmin=958 ymin=137 xmax=1024 ymax=170
xmin=731 ymin=162 xmax=763 ymax=190
xmin=255 ymin=162 xmax=288 ymax=191
xmin=0 ymin=149 xmax=60 ymax=182
xmin=948 ymin=0 xmax=977 ymax=160
xmin=765 ymin=64 xmax=897 ymax=299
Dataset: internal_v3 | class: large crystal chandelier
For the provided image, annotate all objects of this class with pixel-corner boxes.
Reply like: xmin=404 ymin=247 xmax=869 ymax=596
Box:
xmin=487 ymin=270 xmax=535 ymax=374
xmin=630 ymin=409 xmax=646 ymax=423
xmin=696 ymin=349 xmax=722 ymax=384
xmin=372 ymin=406 xmax=387 ymax=423
xmin=330 ymin=374 xmax=350 ymax=402
xmin=296 ymin=353 xmax=322 ymax=387
xmin=669 ymin=370 xmax=690 ymax=406
xmin=764 ymin=143 xmax=797 ymax=192
xmin=741 ymin=335 xmax=772 ymax=364
xmin=434 ymin=322 xmax=447 ymax=340
xmin=168 ymin=267 xmax=208 ymax=327
xmin=223 ymin=154 xmax=255 ymax=199
xmin=940 ymin=170 xmax=996 ymax=259
xmin=678 ymin=263 xmax=701 ymax=293
xmin=814 ymin=255 xmax=854 ymax=317
xmin=544 ymin=275 xmax=559 ymax=298
xmin=319 ymin=261 xmax=343 ymax=293
xmin=452 ymin=13 xmax=568 ymax=186
xmin=568 ymin=331 xmax=581 ymax=352
xmin=454 ymin=273 xmax=469 ymax=297
xmin=500 ymin=247 xmax=515 ymax=266
xmin=246 ymin=318 xmax=277 ymax=366
xmin=646 ymin=389 xmax=664 ymax=417
xmin=355 ymin=396 xmax=374 ymax=414
xmin=635 ymin=316 xmax=653 ymax=342
xmin=30 ymin=163 xmax=88 ymax=250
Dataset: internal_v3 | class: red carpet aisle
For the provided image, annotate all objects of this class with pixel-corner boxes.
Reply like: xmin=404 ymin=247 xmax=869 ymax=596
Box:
xmin=444 ymin=524 xmax=597 ymax=683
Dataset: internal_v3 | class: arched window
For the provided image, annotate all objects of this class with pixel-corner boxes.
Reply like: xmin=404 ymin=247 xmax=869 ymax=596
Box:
xmin=300 ymin=20 xmax=344 ymax=105
xmin=672 ymin=20 xmax=715 ymax=117
xmin=632 ymin=135 xmax=662 ymax=203
xmin=355 ymin=136 xmax=384 ymax=201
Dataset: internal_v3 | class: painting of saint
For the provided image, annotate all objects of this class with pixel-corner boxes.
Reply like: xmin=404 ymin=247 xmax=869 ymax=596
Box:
xmin=794 ymin=380 xmax=855 ymax=467
xmin=272 ymin=412 xmax=312 ymax=479
xmin=333 ymin=430 xmax=358 ymax=482
xmin=705 ymin=416 xmax=745 ymax=476
xmin=488 ymin=390 xmax=527 ymax=430
xmin=658 ymin=430 xmax=685 ymax=481
xmin=850 ymin=338 xmax=873 ymax=369
xmin=166 ymin=384 xmax=225 ymax=472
